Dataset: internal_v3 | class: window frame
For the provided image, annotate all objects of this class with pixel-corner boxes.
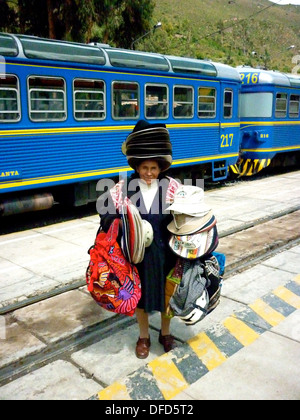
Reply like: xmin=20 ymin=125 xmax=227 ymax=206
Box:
xmin=289 ymin=93 xmax=300 ymax=119
xmin=239 ymin=92 xmax=273 ymax=118
xmin=198 ymin=86 xmax=217 ymax=119
xmin=0 ymin=74 xmax=21 ymax=123
xmin=275 ymin=92 xmax=287 ymax=118
xmin=112 ymin=80 xmax=140 ymax=120
xmin=27 ymin=75 xmax=67 ymax=122
xmin=223 ymin=88 xmax=233 ymax=119
xmin=173 ymin=84 xmax=194 ymax=119
xmin=144 ymin=83 xmax=169 ymax=120
xmin=73 ymin=77 xmax=106 ymax=121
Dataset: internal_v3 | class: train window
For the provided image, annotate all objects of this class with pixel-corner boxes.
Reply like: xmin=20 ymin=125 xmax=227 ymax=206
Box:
xmin=239 ymin=92 xmax=273 ymax=118
xmin=198 ymin=87 xmax=216 ymax=118
xmin=73 ymin=78 xmax=106 ymax=121
xmin=0 ymin=34 xmax=18 ymax=57
xmin=173 ymin=86 xmax=194 ymax=118
xmin=28 ymin=76 xmax=67 ymax=122
xmin=289 ymin=94 xmax=300 ymax=118
xmin=18 ymin=36 xmax=105 ymax=65
xmin=106 ymin=49 xmax=169 ymax=72
xmin=112 ymin=81 xmax=139 ymax=120
xmin=0 ymin=75 xmax=21 ymax=122
xmin=275 ymin=93 xmax=287 ymax=118
xmin=223 ymin=89 xmax=233 ymax=119
xmin=145 ymin=84 xmax=168 ymax=119
xmin=167 ymin=56 xmax=217 ymax=77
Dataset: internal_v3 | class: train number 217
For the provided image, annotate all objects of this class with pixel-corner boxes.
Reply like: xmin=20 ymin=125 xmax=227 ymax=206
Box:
xmin=220 ymin=133 xmax=234 ymax=147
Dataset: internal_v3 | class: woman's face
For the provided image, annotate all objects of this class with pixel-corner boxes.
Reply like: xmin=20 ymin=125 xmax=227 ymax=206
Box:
xmin=136 ymin=160 xmax=161 ymax=185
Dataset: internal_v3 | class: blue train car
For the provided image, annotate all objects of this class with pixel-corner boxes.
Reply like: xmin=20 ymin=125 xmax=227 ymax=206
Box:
xmin=0 ymin=33 xmax=240 ymax=215
xmin=233 ymin=66 xmax=300 ymax=176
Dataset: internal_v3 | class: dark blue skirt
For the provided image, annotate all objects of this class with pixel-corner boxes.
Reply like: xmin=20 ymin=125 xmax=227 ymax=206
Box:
xmin=136 ymin=211 xmax=176 ymax=313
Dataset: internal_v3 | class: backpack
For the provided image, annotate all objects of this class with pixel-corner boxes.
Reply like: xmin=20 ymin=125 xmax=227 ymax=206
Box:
xmin=166 ymin=253 xmax=225 ymax=325
xmin=86 ymin=218 xmax=141 ymax=316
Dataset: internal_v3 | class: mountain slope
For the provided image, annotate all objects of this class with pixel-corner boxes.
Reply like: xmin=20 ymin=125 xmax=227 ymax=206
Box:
xmin=141 ymin=0 xmax=300 ymax=73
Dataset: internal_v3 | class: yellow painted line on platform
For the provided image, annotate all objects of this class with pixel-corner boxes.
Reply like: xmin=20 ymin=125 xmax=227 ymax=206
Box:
xmin=272 ymin=286 xmax=300 ymax=309
xmin=94 ymin=275 xmax=300 ymax=401
xmin=223 ymin=316 xmax=260 ymax=346
xmin=294 ymin=274 xmax=300 ymax=285
xmin=98 ymin=381 xmax=130 ymax=401
xmin=148 ymin=354 xmax=189 ymax=400
xmin=249 ymin=299 xmax=286 ymax=327
xmin=188 ymin=332 xmax=227 ymax=371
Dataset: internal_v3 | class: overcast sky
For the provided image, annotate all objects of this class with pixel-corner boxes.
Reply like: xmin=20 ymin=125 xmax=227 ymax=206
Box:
xmin=268 ymin=0 xmax=300 ymax=5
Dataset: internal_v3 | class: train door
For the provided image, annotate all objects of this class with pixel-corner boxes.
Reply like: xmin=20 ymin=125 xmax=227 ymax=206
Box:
xmin=214 ymin=82 xmax=239 ymax=180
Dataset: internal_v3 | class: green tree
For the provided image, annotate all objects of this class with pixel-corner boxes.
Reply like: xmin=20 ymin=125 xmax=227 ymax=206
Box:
xmin=14 ymin=0 xmax=94 ymax=41
xmin=118 ymin=0 xmax=155 ymax=49
xmin=0 ymin=0 xmax=17 ymax=31
xmin=16 ymin=0 xmax=50 ymax=37
xmin=0 ymin=0 xmax=155 ymax=47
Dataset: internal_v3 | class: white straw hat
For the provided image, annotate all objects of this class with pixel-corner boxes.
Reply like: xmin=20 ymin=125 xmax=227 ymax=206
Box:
xmin=165 ymin=185 xmax=211 ymax=216
xmin=167 ymin=211 xmax=216 ymax=235
xmin=142 ymin=219 xmax=153 ymax=248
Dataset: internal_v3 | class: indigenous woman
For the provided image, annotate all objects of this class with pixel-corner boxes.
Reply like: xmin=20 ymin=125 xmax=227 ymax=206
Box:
xmin=99 ymin=120 xmax=180 ymax=358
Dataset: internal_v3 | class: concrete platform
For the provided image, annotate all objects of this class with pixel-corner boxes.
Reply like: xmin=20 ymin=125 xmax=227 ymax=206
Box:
xmin=1 ymin=250 xmax=299 ymax=400
xmin=94 ymin=250 xmax=300 ymax=401
xmin=0 ymin=170 xmax=299 ymax=400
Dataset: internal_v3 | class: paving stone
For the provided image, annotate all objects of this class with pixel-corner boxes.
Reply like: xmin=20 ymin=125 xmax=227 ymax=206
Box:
xmin=0 ymin=359 xmax=101 ymax=400
xmin=71 ymin=324 xmax=165 ymax=386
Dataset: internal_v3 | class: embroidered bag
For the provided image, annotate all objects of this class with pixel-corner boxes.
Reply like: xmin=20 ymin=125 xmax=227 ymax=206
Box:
xmin=86 ymin=218 xmax=141 ymax=316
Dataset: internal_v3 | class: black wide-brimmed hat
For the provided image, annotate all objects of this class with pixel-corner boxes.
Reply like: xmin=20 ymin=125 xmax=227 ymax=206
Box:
xmin=122 ymin=120 xmax=173 ymax=172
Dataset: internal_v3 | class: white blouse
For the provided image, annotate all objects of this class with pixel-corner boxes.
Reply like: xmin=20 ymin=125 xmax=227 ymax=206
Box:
xmin=138 ymin=179 xmax=159 ymax=213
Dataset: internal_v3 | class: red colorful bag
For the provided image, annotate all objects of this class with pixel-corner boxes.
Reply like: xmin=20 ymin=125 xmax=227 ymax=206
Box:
xmin=86 ymin=219 xmax=141 ymax=316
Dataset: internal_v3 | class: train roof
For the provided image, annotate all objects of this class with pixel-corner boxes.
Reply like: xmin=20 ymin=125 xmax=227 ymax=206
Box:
xmin=0 ymin=32 xmax=107 ymax=65
xmin=237 ymin=66 xmax=300 ymax=87
xmin=0 ymin=32 xmax=240 ymax=80
xmin=286 ymin=73 xmax=300 ymax=87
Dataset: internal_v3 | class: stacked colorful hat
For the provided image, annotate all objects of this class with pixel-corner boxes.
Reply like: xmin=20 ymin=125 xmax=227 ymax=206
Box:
xmin=122 ymin=120 xmax=172 ymax=172
xmin=166 ymin=185 xmax=218 ymax=259
xmin=120 ymin=202 xmax=153 ymax=264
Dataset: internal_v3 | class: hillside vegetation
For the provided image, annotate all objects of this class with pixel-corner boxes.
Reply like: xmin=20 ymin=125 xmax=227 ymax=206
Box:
xmin=139 ymin=0 xmax=300 ymax=73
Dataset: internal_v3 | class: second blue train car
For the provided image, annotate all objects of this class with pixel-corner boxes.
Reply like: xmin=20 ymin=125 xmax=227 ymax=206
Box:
xmin=234 ymin=66 xmax=300 ymax=176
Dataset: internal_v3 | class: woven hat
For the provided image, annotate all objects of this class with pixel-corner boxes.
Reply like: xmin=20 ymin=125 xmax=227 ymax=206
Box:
xmin=165 ymin=185 xmax=211 ymax=217
xmin=120 ymin=202 xmax=153 ymax=264
xmin=122 ymin=120 xmax=173 ymax=172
